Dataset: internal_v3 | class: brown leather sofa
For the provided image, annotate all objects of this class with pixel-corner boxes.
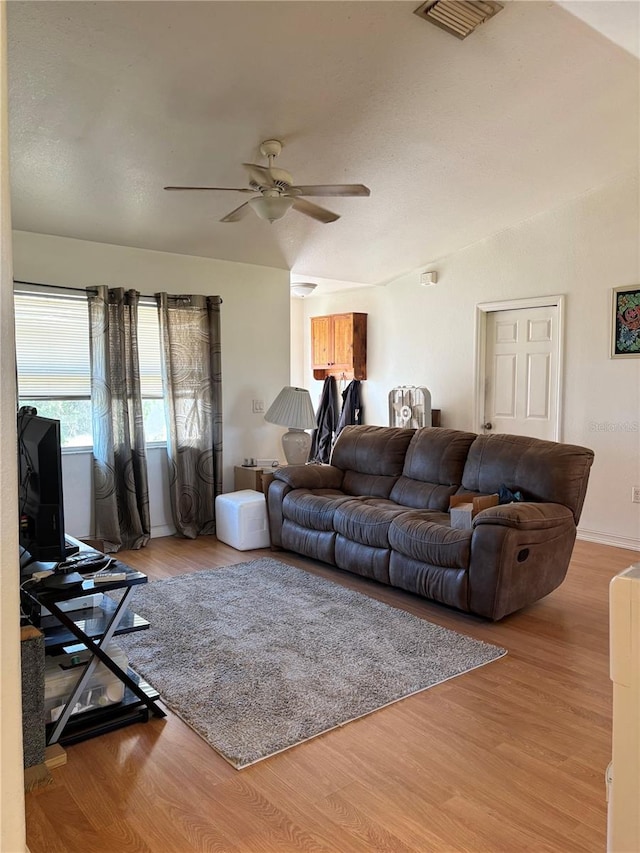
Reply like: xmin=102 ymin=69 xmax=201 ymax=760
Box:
xmin=266 ymin=425 xmax=594 ymax=620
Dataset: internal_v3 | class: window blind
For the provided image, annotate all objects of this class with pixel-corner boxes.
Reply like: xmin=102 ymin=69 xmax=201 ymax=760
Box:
xmin=14 ymin=292 xmax=91 ymax=398
xmin=137 ymin=303 xmax=163 ymax=398
xmin=14 ymin=291 xmax=163 ymax=399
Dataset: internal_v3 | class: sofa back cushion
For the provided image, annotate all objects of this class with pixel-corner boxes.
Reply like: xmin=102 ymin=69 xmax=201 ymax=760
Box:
xmin=461 ymin=433 xmax=595 ymax=523
xmin=331 ymin=425 xmax=415 ymax=498
xmin=389 ymin=428 xmax=477 ymax=511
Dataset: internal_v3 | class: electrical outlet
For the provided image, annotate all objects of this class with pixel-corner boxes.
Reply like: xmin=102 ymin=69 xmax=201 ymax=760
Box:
xmin=252 ymin=399 xmax=265 ymax=414
xmin=632 ymin=487 xmax=640 ymax=504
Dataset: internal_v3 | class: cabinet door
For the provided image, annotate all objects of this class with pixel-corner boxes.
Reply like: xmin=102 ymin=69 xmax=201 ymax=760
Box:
xmin=331 ymin=314 xmax=355 ymax=368
xmin=311 ymin=315 xmax=333 ymax=368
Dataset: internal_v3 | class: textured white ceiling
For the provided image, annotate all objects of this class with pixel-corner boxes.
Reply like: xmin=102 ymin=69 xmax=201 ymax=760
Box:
xmin=7 ymin=1 xmax=639 ymax=286
xmin=557 ymin=1 xmax=640 ymax=58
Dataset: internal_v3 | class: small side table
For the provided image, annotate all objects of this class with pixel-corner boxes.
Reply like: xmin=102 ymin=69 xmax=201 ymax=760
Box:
xmin=234 ymin=466 xmax=270 ymax=492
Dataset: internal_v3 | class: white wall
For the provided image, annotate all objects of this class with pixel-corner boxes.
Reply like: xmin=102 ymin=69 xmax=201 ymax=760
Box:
xmin=295 ymin=174 xmax=640 ymax=549
xmin=289 ymin=294 xmax=305 ymax=388
xmin=62 ymin=447 xmax=173 ymax=541
xmin=12 ymin=231 xmax=291 ymax=539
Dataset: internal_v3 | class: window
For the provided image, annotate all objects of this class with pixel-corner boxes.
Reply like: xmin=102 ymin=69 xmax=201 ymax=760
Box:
xmin=14 ymin=290 xmax=166 ymax=448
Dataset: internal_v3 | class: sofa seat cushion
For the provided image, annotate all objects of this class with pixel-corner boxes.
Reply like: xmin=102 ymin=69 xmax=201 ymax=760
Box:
xmin=388 ymin=477 xmax=460 ymax=512
xmin=355 ymin=497 xmax=450 ymax=516
xmin=334 ymin=499 xmax=411 ymax=548
xmin=389 ymin=512 xmax=472 ymax=570
xmin=356 ymin=497 xmax=406 ymax=509
xmin=282 ymin=489 xmax=352 ymax=532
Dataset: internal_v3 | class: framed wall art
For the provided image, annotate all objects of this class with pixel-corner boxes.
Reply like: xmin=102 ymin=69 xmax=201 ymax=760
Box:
xmin=611 ymin=285 xmax=640 ymax=358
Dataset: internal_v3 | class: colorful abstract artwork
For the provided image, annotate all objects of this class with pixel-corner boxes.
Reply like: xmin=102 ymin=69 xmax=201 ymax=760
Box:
xmin=612 ymin=286 xmax=640 ymax=358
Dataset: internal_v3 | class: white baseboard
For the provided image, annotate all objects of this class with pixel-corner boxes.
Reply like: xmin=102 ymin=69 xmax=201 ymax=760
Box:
xmin=577 ymin=528 xmax=640 ymax=552
xmin=151 ymin=523 xmax=176 ymax=539
xmin=75 ymin=524 xmax=177 ymax=544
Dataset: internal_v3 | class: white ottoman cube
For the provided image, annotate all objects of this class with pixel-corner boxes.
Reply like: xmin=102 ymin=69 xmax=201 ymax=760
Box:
xmin=215 ymin=489 xmax=270 ymax=550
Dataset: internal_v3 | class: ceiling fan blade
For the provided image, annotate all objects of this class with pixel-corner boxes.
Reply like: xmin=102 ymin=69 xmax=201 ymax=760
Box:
xmin=164 ymin=186 xmax=254 ymax=193
xmin=291 ymin=198 xmax=340 ymax=224
xmin=220 ymin=201 xmax=252 ymax=223
xmin=242 ymin=163 xmax=276 ymax=188
xmin=287 ymin=184 xmax=370 ymax=198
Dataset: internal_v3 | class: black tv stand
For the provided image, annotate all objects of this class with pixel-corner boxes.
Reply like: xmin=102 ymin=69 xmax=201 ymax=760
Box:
xmin=21 ymin=536 xmax=165 ymax=746
xmin=39 ymin=570 xmax=85 ymax=590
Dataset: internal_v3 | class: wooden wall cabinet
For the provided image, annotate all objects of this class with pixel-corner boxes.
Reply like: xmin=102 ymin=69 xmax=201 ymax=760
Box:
xmin=311 ymin=313 xmax=367 ymax=380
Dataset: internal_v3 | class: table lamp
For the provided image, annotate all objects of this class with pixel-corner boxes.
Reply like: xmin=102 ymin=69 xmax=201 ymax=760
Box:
xmin=265 ymin=386 xmax=316 ymax=465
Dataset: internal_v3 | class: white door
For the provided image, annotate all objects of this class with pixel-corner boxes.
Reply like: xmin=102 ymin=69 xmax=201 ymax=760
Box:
xmin=482 ymin=304 xmax=560 ymax=440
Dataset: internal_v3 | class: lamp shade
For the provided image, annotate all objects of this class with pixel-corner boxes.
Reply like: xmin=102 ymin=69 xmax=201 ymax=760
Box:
xmin=265 ymin=386 xmax=316 ymax=430
xmin=249 ymin=195 xmax=295 ymax=223
xmin=265 ymin=387 xmax=316 ymax=465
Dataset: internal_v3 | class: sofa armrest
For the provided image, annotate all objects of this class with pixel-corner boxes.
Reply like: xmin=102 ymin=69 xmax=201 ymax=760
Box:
xmin=468 ymin=502 xmax=577 ymax=619
xmin=274 ymin=464 xmax=344 ymax=491
xmin=472 ymin=502 xmax=574 ymax=531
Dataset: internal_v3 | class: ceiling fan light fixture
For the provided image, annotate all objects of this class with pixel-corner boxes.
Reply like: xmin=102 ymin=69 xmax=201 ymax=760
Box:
xmin=166 ymin=138 xmax=370 ymax=225
xmin=249 ymin=195 xmax=295 ymax=223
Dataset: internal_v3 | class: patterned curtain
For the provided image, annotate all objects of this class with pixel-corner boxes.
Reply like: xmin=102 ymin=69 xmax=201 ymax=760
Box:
xmin=155 ymin=293 xmax=223 ymax=538
xmin=88 ymin=286 xmax=151 ymax=552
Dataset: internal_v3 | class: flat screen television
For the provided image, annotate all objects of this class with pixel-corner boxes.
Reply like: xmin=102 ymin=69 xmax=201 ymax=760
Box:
xmin=17 ymin=408 xmax=76 ymax=565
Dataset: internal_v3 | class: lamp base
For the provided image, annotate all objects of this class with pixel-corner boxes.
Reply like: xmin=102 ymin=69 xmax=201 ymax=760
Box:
xmin=281 ymin=428 xmax=311 ymax=465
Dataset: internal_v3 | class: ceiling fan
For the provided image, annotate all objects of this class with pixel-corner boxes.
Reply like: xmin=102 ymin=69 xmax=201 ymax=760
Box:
xmin=164 ymin=139 xmax=370 ymax=224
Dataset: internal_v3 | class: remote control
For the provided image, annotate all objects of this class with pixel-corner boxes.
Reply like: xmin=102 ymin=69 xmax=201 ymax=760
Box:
xmin=91 ymin=572 xmax=128 ymax=583
xmin=59 ymin=555 xmax=113 ymax=572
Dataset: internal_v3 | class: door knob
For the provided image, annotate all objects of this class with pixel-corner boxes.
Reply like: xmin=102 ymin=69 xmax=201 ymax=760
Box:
xmin=482 ymin=422 xmax=493 ymax=430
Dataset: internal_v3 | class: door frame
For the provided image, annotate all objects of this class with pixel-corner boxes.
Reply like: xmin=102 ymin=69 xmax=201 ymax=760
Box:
xmin=473 ymin=294 xmax=565 ymax=441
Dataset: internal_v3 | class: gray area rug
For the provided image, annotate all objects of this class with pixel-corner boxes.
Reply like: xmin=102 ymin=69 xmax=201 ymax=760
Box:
xmin=115 ymin=558 xmax=506 ymax=769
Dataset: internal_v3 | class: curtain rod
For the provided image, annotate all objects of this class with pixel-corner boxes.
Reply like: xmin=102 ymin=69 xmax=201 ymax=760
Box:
xmin=13 ymin=279 xmax=97 ymax=294
xmin=13 ymin=280 xmax=222 ymax=303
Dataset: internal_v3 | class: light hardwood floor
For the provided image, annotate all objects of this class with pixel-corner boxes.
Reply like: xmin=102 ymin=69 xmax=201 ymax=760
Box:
xmin=25 ymin=537 xmax=638 ymax=853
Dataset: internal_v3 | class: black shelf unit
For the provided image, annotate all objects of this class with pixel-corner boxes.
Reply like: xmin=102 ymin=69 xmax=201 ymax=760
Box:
xmin=39 ymin=596 xmax=150 ymax=653
xmin=21 ymin=539 xmax=166 ymax=746
xmin=48 ymin=669 xmax=160 ymax=746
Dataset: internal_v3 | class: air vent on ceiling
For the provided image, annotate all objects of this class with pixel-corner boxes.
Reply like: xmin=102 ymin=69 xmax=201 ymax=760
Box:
xmin=414 ymin=0 xmax=503 ymax=40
